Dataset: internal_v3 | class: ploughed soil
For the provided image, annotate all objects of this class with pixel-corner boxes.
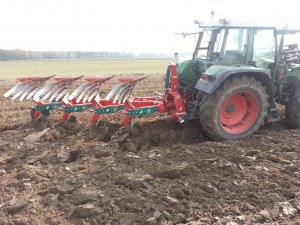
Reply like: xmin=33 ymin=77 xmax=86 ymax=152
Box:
xmin=0 ymin=78 xmax=299 ymax=225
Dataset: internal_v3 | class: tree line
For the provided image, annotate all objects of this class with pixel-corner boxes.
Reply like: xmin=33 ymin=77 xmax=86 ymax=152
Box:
xmin=0 ymin=49 xmax=136 ymax=60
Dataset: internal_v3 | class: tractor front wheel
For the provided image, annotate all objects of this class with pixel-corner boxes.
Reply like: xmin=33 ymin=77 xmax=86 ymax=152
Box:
xmin=285 ymin=90 xmax=300 ymax=128
xmin=199 ymin=76 xmax=269 ymax=140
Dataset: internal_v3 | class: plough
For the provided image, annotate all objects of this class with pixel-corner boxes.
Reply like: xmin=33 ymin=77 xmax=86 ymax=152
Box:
xmin=4 ymin=64 xmax=187 ymax=126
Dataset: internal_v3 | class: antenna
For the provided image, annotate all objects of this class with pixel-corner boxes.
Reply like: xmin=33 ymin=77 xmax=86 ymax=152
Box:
xmin=210 ymin=9 xmax=215 ymax=19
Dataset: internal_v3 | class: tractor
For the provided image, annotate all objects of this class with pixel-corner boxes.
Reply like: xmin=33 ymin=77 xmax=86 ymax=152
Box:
xmin=171 ymin=19 xmax=300 ymax=140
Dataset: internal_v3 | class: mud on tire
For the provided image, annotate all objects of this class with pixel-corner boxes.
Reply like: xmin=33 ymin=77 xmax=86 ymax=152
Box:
xmin=285 ymin=90 xmax=300 ymax=129
xmin=199 ymin=76 xmax=269 ymax=140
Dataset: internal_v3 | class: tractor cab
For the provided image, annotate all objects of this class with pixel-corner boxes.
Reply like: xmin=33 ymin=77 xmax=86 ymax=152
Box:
xmin=193 ymin=20 xmax=278 ymax=67
xmin=177 ymin=19 xmax=300 ymax=90
xmin=177 ymin=19 xmax=281 ymax=89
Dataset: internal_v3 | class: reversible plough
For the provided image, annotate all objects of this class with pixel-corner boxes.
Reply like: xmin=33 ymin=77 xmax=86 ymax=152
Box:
xmin=4 ymin=64 xmax=187 ymax=126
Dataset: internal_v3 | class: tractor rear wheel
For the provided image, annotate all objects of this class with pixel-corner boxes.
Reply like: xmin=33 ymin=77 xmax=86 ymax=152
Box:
xmin=285 ymin=90 xmax=300 ymax=128
xmin=199 ymin=76 xmax=269 ymax=140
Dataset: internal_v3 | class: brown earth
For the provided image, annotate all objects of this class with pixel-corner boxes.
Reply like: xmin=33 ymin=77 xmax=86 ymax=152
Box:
xmin=0 ymin=77 xmax=299 ymax=225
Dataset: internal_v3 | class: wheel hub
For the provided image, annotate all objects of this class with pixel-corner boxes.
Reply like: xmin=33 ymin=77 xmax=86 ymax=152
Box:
xmin=220 ymin=91 xmax=259 ymax=135
xmin=226 ymin=104 xmax=235 ymax=113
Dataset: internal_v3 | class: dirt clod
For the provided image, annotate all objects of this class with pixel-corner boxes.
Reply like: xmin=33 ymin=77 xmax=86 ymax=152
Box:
xmin=70 ymin=203 xmax=98 ymax=218
xmin=0 ymin=80 xmax=299 ymax=224
xmin=4 ymin=198 xmax=30 ymax=215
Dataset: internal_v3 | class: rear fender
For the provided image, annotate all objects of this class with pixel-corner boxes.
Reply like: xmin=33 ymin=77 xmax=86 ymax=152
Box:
xmin=195 ymin=65 xmax=273 ymax=97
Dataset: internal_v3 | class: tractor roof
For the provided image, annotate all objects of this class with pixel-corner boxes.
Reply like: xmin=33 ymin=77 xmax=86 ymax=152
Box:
xmin=194 ymin=19 xmax=300 ymax=34
xmin=195 ymin=19 xmax=276 ymax=29
xmin=276 ymin=29 xmax=300 ymax=35
xmin=195 ymin=19 xmax=282 ymax=29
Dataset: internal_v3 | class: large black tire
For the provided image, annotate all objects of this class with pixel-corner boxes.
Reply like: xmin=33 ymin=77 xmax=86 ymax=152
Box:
xmin=285 ymin=90 xmax=300 ymax=128
xmin=199 ymin=76 xmax=269 ymax=140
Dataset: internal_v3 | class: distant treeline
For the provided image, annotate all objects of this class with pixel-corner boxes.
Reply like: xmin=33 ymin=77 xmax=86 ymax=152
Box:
xmin=0 ymin=49 xmax=172 ymax=60
xmin=0 ymin=49 xmax=136 ymax=60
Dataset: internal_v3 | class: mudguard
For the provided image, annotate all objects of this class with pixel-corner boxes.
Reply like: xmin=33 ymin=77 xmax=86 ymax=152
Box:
xmin=194 ymin=65 xmax=272 ymax=94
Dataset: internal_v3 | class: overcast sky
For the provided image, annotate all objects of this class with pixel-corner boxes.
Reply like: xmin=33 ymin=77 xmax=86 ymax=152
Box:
xmin=0 ymin=0 xmax=299 ymax=53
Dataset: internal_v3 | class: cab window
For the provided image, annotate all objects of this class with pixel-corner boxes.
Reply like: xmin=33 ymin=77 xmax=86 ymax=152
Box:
xmin=221 ymin=28 xmax=248 ymax=64
xmin=253 ymin=29 xmax=275 ymax=69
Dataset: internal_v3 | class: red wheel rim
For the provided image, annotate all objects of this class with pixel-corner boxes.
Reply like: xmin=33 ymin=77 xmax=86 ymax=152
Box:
xmin=220 ymin=91 xmax=259 ymax=135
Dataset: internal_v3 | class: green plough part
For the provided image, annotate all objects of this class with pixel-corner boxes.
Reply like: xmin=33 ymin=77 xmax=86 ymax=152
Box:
xmin=128 ymin=107 xmax=158 ymax=116
xmin=63 ymin=104 xmax=93 ymax=113
xmin=95 ymin=105 xmax=124 ymax=115
xmin=35 ymin=102 xmax=62 ymax=111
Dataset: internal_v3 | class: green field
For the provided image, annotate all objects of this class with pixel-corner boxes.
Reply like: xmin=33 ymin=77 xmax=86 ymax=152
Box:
xmin=0 ymin=58 xmax=172 ymax=79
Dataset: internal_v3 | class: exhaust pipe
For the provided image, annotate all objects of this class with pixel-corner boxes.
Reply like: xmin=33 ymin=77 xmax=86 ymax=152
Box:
xmin=174 ymin=52 xmax=180 ymax=64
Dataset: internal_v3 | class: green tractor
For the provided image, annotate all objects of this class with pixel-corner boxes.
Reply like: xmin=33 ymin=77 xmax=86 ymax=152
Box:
xmin=176 ymin=19 xmax=300 ymax=140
